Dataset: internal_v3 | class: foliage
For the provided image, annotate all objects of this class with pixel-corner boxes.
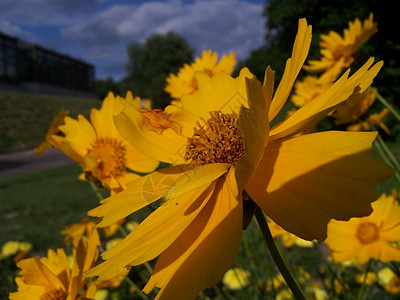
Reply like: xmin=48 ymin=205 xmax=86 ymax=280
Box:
xmin=243 ymin=1 xmax=399 ymax=92
xmin=240 ymin=0 xmax=400 ymax=139
xmin=122 ymin=32 xmax=194 ymax=108
xmin=95 ymin=77 xmax=121 ymax=100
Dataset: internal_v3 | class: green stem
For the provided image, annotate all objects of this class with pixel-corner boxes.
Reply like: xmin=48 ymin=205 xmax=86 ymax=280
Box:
xmin=312 ymin=242 xmax=355 ymax=299
xmin=117 ymin=222 xmax=129 ymax=237
xmin=356 ymin=260 xmax=372 ymax=300
xmin=125 ymin=276 xmax=149 ymax=300
xmin=254 ymin=207 xmax=306 ymax=300
xmin=376 ymin=134 xmax=400 ymax=172
xmin=373 ymin=140 xmax=400 ymax=184
xmin=88 ymin=181 xmax=104 ymax=201
xmin=369 ymin=87 xmax=400 ymax=122
xmin=216 ymin=282 xmax=231 ymax=300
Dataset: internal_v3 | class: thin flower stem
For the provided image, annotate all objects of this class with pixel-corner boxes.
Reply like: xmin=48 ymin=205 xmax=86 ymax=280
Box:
xmin=88 ymin=181 xmax=104 ymax=201
xmin=117 ymin=222 xmax=129 ymax=237
xmin=376 ymin=134 xmax=400 ymax=172
xmin=369 ymin=87 xmax=400 ymax=122
xmin=144 ymin=262 xmax=153 ymax=275
xmin=356 ymin=260 xmax=372 ymax=300
xmin=254 ymin=207 xmax=306 ymax=300
xmin=216 ymin=282 xmax=231 ymax=300
xmin=373 ymin=140 xmax=400 ymax=184
xmin=124 ymin=276 xmax=149 ymax=300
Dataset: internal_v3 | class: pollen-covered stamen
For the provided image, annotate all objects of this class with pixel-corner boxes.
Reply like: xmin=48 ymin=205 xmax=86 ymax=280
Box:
xmin=185 ymin=111 xmax=245 ymax=166
xmin=85 ymin=137 xmax=127 ymax=180
xmin=40 ymin=288 xmax=67 ymax=300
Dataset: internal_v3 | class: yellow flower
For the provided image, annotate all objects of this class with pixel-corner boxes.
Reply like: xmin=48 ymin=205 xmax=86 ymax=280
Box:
xmin=165 ymin=49 xmax=236 ymax=103
xmin=269 ymin=218 xmax=314 ymax=248
xmin=105 ymin=238 xmax=123 ymax=251
xmin=304 ymin=13 xmax=378 ymax=79
xmin=355 ymin=272 xmax=377 ymax=285
xmin=347 ymin=107 xmax=391 ymax=135
xmin=291 ymin=75 xmax=333 ymax=108
xmin=378 ymin=267 xmax=400 ymax=293
xmin=86 ymin=19 xmax=393 ymax=299
xmin=94 ymin=289 xmax=108 ymax=300
xmin=50 ymin=92 xmax=159 ymax=193
xmin=9 ymin=228 xmax=100 ymax=300
xmin=61 ymin=217 xmax=97 ymax=245
xmin=1 ymin=241 xmax=20 ymax=258
xmin=324 ymin=193 xmax=400 ymax=264
xmin=277 ymin=287 xmax=329 ymax=300
xmin=222 ymin=268 xmax=251 ymax=290
xmin=332 ymin=88 xmax=376 ymax=126
xmin=125 ymin=221 xmax=139 ymax=232
xmin=18 ymin=242 xmax=32 ymax=253
xmin=35 ymin=107 xmax=69 ymax=155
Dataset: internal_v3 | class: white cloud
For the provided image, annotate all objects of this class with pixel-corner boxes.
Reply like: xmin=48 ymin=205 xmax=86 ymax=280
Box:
xmin=0 ymin=0 xmax=265 ymax=80
xmin=62 ymin=0 xmax=265 ymax=79
xmin=0 ymin=21 xmax=37 ymax=42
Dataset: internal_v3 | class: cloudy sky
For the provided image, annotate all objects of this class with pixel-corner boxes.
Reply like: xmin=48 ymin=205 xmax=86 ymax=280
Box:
xmin=0 ymin=0 xmax=266 ymax=81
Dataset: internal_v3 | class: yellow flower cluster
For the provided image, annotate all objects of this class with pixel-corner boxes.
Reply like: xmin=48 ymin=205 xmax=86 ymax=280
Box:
xmin=0 ymin=241 xmax=32 ymax=262
xmin=16 ymin=13 xmax=399 ymax=300
xmin=290 ymin=13 xmax=390 ymax=134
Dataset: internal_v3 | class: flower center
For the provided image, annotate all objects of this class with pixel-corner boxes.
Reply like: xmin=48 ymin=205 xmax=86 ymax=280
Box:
xmin=85 ymin=137 xmax=127 ymax=181
xmin=40 ymin=288 xmax=67 ymax=300
xmin=184 ymin=111 xmax=245 ymax=166
xmin=356 ymin=222 xmax=379 ymax=244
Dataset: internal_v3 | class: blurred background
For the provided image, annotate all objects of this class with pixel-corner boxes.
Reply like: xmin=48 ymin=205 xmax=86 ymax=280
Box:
xmin=0 ymin=1 xmax=399 ymax=298
xmin=0 ymin=0 xmax=398 ymax=153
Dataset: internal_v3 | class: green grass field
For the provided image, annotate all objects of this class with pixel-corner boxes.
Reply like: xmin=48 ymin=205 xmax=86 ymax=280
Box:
xmin=0 ymin=163 xmax=100 ymax=251
xmin=0 ymin=90 xmax=101 ymax=153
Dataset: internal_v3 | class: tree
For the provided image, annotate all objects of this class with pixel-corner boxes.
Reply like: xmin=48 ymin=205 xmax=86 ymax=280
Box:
xmin=241 ymin=0 xmax=399 ymax=96
xmin=240 ymin=0 xmax=400 ymax=137
xmin=95 ymin=77 xmax=120 ymax=100
xmin=122 ymin=32 xmax=194 ymax=108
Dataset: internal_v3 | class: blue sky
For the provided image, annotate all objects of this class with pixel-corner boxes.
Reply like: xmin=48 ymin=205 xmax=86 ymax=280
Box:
xmin=0 ymin=0 xmax=266 ymax=81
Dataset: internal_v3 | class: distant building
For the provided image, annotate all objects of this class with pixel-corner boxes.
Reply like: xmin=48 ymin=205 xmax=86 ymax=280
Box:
xmin=0 ymin=31 xmax=95 ymax=95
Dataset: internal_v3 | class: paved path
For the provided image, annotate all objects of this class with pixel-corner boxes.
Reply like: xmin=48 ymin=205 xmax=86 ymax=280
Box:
xmin=0 ymin=147 xmax=73 ymax=179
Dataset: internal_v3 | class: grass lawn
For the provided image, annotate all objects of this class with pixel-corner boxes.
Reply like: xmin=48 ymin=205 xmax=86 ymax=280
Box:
xmin=0 ymin=90 xmax=101 ymax=153
xmin=0 ymin=163 xmax=101 ymax=251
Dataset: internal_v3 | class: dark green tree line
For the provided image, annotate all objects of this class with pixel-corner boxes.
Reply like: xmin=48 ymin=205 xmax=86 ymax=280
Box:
xmin=121 ymin=31 xmax=194 ymax=108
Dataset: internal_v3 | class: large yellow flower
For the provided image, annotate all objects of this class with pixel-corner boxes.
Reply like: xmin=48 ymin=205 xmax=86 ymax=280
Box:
xmin=304 ymin=13 xmax=377 ymax=79
xmin=165 ymin=49 xmax=236 ymax=102
xmin=9 ymin=229 xmax=100 ymax=300
xmin=324 ymin=193 xmax=400 ymax=264
xmin=50 ymin=92 xmax=159 ymax=193
xmin=86 ymin=19 xmax=393 ymax=299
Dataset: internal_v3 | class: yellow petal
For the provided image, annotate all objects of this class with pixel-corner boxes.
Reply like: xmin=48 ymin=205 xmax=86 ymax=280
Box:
xmin=235 ymin=74 xmax=271 ymax=190
xmin=143 ymin=170 xmax=242 ymax=299
xmin=18 ymin=256 xmax=66 ymax=291
xmin=87 ymin=181 xmax=216 ymax=282
xmin=91 ymin=93 xmax=116 ymax=138
xmin=114 ymin=102 xmax=189 ymax=164
xmin=88 ymin=164 xmax=195 ymax=227
xmin=268 ymin=18 xmax=312 ymax=121
xmin=9 ymin=277 xmax=46 ymax=300
xmin=246 ymin=131 xmax=394 ymax=240
xmin=270 ymin=58 xmax=383 ymax=140
xmin=181 ymin=68 xmax=254 ymax=120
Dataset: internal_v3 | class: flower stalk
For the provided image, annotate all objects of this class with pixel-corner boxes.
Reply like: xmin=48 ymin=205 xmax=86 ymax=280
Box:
xmin=254 ymin=206 xmax=306 ymax=300
xmin=369 ymin=87 xmax=400 ymax=122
